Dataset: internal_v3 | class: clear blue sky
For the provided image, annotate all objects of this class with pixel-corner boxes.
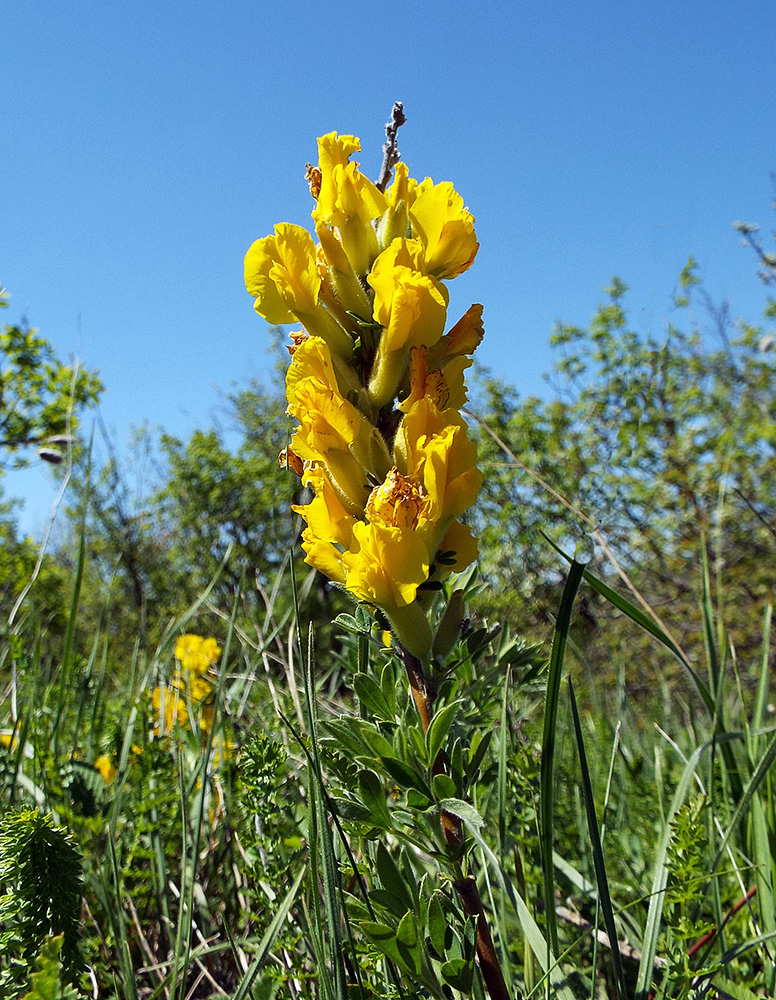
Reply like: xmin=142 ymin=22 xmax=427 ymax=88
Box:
xmin=4 ymin=0 xmax=775 ymax=535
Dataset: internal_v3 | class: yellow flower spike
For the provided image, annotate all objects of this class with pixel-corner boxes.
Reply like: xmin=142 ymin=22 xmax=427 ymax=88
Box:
xmin=409 ymin=181 xmax=479 ymax=279
xmin=175 ymin=634 xmax=221 ymax=675
xmin=245 ymin=223 xmax=353 ymax=359
xmin=367 ymin=249 xmax=449 ymax=409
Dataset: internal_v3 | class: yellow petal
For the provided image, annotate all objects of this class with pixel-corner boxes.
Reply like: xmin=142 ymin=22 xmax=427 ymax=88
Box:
xmin=409 ymin=182 xmax=479 ymax=279
xmin=343 ymin=521 xmax=430 ymax=610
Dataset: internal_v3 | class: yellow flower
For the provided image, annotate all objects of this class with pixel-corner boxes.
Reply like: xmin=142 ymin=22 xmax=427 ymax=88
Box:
xmin=376 ymin=162 xmax=417 ymax=250
xmin=428 ymin=303 xmax=485 ymax=365
xmin=298 ymin=527 xmax=348 ymax=588
xmin=1 ymin=730 xmax=19 ymax=751
xmin=286 ymin=336 xmax=391 ymax=509
xmin=293 ymin=464 xmax=357 ymax=546
xmin=367 ymin=244 xmax=449 ymax=408
xmin=245 ymin=223 xmax=320 ymax=323
xmin=399 ymin=346 xmax=470 ymax=414
xmin=94 ymin=755 xmax=116 ymax=783
xmin=343 ymin=520 xmax=429 ymax=611
xmin=365 ymin=466 xmax=432 ymax=530
xmin=245 ymin=223 xmax=352 ymax=358
xmin=175 ymin=634 xmax=221 ymax=675
xmin=394 ymin=397 xmax=482 ymax=553
xmin=312 ymin=133 xmax=387 ymax=275
xmin=409 ymin=180 xmax=479 ymax=279
xmin=314 ymin=132 xmax=363 ymax=216
xmin=151 ymin=682 xmax=188 ymax=733
xmin=436 ymin=520 xmax=479 ymax=578
xmin=341 ymin=517 xmax=434 ymax=657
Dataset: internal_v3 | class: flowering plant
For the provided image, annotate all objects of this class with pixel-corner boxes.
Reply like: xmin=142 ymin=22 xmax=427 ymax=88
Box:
xmin=245 ymin=108 xmax=516 ymax=1000
xmin=245 ymin=115 xmax=483 ymax=661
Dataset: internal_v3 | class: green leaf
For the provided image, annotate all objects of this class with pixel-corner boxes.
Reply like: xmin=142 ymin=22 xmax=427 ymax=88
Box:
xmin=710 ymin=977 xmax=760 ymax=1000
xmin=330 ymin=797 xmax=376 ymax=824
xmin=333 ymin=613 xmax=370 ymax=635
xmin=379 ymin=662 xmax=397 ymax=718
xmin=540 ymin=556 xmax=586 ymax=957
xmin=353 ymin=673 xmax=393 ymax=720
xmin=368 ymin=889 xmax=408 ymax=918
xmin=357 ymin=770 xmax=392 ymax=829
xmin=437 ymin=798 xmax=485 ymax=829
xmin=380 ymin=755 xmax=432 ymax=797
xmin=395 ymin=910 xmax=422 ymax=975
xmin=432 ymin=773 xmax=458 ymax=801
xmin=406 ymin=788 xmax=433 ymax=810
xmin=375 ymin=843 xmax=413 ymax=913
xmin=351 ymin=720 xmax=395 ymax=759
xmin=427 ymin=893 xmax=448 ymax=958
xmin=440 ymin=956 xmax=474 ymax=993
xmin=361 ymin=918 xmax=421 ymax=977
xmin=426 ymin=701 xmax=459 ymax=765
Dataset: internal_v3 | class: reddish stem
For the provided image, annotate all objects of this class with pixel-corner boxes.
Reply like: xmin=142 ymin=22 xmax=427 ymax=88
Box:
xmin=398 ymin=645 xmax=510 ymax=1000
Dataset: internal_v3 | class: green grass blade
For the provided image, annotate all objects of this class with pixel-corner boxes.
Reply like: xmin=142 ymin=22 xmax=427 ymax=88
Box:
xmin=230 ymin=866 xmax=306 ymax=1000
xmin=540 ymin=557 xmax=587 ymax=957
xmin=752 ymin=605 xmax=772 ymax=741
xmin=568 ymin=678 xmax=626 ymax=999
xmin=710 ymin=727 xmax=776 ymax=876
xmin=635 ymin=738 xmax=712 ymax=998
xmin=301 ymin=626 xmax=346 ymax=997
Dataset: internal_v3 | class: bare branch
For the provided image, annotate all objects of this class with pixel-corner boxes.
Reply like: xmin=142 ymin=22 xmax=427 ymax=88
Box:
xmin=375 ymin=101 xmax=407 ymax=192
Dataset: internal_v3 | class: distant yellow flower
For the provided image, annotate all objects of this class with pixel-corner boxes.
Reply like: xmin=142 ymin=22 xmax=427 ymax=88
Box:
xmin=94 ymin=755 xmax=116 ymax=783
xmin=176 ymin=634 xmax=221 ymax=675
xmin=1 ymin=730 xmax=19 ymax=750
xmin=151 ymin=683 xmax=188 ymax=733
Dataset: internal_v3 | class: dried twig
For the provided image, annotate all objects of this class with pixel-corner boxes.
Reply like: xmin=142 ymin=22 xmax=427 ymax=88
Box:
xmin=375 ymin=102 xmax=407 ymax=192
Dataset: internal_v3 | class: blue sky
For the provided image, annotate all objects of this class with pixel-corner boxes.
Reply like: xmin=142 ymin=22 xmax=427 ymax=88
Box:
xmin=4 ymin=0 xmax=775 ymax=534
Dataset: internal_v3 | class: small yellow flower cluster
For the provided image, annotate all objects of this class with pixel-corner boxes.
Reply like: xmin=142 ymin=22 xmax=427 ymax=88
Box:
xmin=94 ymin=754 xmax=117 ymax=783
xmin=150 ymin=634 xmax=221 ymax=736
xmin=245 ymin=133 xmax=484 ymax=658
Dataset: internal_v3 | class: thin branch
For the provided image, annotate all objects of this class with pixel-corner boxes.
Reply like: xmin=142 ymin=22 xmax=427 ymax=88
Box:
xmin=375 ymin=102 xmax=406 ymax=192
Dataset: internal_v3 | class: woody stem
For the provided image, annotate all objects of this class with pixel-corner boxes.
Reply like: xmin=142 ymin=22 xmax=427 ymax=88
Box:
xmin=398 ymin=645 xmax=510 ymax=1000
